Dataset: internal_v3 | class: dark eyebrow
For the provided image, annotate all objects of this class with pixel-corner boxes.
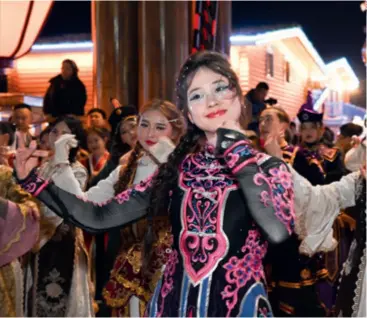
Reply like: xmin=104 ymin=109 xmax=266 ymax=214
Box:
xmin=188 ymin=79 xmax=227 ymax=95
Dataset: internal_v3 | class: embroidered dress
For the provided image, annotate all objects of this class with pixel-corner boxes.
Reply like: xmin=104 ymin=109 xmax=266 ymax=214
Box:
xmin=335 ymin=177 xmax=366 ymax=317
xmin=266 ymin=144 xmax=328 ymax=317
xmin=25 ymin=160 xmax=94 ymax=317
xmin=52 ymin=151 xmax=161 ymax=317
xmin=17 ymin=130 xmax=295 ymax=317
xmin=0 ymin=165 xmax=40 ymax=317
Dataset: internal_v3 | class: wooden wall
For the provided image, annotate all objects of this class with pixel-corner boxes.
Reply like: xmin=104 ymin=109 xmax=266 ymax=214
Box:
xmin=233 ymin=44 xmax=310 ymax=120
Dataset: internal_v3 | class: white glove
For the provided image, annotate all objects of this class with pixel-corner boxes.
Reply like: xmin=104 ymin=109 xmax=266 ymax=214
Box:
xmin=52 ymin=134 xmax=79 ymax=165
xmin=148 ymin=136 xmax=176 ymax=164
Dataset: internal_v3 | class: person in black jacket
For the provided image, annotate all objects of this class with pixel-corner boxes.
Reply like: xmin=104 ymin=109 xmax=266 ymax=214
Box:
xmin=43 ymin=59 xmax=87 ymax=120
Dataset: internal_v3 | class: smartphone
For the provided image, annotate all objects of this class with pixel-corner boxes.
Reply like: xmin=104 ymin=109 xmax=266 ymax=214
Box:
xmin=149 ymin=137 xmax=176 ymax=164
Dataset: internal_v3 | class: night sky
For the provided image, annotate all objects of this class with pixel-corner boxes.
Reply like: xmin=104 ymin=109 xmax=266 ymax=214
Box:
xmin=38 ymin=1 xmax=366 ymax=105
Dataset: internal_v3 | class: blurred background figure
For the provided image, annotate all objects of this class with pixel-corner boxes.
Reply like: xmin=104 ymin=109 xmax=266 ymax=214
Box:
xmin=336 ymin=122 xmax=364 ymax=157
xmin=88 ymin=108 xmax=109 ymax=130
xmin=11 ymin=104 xmax=35 ymax=151
xmin=43 ymin=59 xmax=87 ymax=121
xmin=244 ymin=81 xmax=269 ymax=133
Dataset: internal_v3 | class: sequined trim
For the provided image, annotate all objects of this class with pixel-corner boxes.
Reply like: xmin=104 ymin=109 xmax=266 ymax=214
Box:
xmin=352 ymin=247 xmax=366 ymax=317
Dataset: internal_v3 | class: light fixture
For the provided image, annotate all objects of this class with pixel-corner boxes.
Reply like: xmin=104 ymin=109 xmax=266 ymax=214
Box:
xmin=0 ymin=0 xmax=53 ymax=62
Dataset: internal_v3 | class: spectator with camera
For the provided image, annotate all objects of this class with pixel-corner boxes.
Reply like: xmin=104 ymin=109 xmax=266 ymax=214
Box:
xmin=244 ymin=81 xmax=270 ymax=133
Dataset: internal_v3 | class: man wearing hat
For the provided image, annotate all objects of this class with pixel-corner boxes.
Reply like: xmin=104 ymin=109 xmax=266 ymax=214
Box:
xmin=297 ymin=108 xmax=351 ymax=316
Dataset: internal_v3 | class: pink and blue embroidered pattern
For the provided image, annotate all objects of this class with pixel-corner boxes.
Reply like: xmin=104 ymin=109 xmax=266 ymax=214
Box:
xmin=221 ymin=230 xmax=267 ymax=318
xmin=223 ymin=140 xmax=257 ymax=170
xmin=223 ymin=140 xmax=295 ymax=235
xmin=178 ymin=149 xmax=238 ymax=286
xmin=157 ymin=249 xmax=179 ymax=317
xmin=19 ymin=172 xmax=49 ymax=197
xmin=115 ymin=174 xmax=153 ymax=204
xmin=254 ymin=163 xmax=294 ymax=234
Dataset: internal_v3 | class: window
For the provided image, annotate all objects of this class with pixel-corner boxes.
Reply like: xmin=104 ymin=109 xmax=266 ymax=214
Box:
xmin=285 ymin=61 xmax=291 ymax=82
xmin=266 ymin=52 xmax=274 ymax=77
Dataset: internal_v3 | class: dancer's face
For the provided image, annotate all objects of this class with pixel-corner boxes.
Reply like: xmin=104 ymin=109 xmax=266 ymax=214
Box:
xmin=48 ymin=121 xmax=71 ymax=149
xmin=137 ymin=110 xmax=174 ymax=151
xmin=187 ymin=67 xmax=241 ymax=141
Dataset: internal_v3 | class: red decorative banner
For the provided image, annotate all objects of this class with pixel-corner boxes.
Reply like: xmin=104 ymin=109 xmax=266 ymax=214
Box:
xmin=192 ymin=1 xmax=219 ymax=53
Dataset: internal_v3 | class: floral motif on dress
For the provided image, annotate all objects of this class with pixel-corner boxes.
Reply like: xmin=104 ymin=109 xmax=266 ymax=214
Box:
xmin=223 ymin=140 xmax=257 ymax=169
xmin=115 ymin=174 xmax=153 ymax=204
xmin=156 ymin=249 xmax=179 ymax=317
xmin=178 ymin=150 xmax=237 ymax=285
xmin=254 ymin=163 xmax=295 ymax=234
xmin=36 ymin=268 xmax=68 ymax=317
xmin=221 ymin=230 xmax=267 ymax=317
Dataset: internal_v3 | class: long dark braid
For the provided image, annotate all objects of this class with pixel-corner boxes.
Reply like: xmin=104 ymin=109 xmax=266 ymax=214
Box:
xmin=113 ymin=143 xmax=143 ymax=195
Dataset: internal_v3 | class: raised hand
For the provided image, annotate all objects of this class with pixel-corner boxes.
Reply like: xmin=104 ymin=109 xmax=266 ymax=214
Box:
xmin=211 ymin=120 xmax=247 ymax=146
xmin=148 ymin=136 xmax=176 ymax=164
xmin=53 ymin=134 xmax=78 ymax=165
xmin=263 ymin=129 xmax=284 ymax=159
xmin=351 ymin=135 xmax=362 ymax=148
xmin=15 ymin=146 xmax=38 ymax=180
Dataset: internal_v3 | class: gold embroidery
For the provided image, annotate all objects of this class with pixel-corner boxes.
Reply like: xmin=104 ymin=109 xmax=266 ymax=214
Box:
xmin=322 ymin=147 xmax=339 ymax=162
xmin=126 ymin=246 xmax=142 ymax=274
xmin=0 ymin=263 xmax=17 ymax=317
xmin=279 ymin=301 xmax=295 ymax=315
xmin=277 ymin=278 xmax=316 ymax=289
xmin=0 ymin=166 xmax=40 ymax=255
xmin=0 ymin=204 xmax=27 ymax=256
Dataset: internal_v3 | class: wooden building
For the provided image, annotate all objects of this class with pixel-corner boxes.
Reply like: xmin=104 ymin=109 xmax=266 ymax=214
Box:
xmin=230 ymin=25 xmax=361 ymax=122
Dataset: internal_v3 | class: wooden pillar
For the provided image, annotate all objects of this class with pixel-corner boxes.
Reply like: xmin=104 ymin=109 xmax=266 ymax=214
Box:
xmin=93 ymin=1 xmax=235 ymax=111
xmin=215 ymin=1 xmax=232 ymax=55
xmin=137 ymin=1 xmax=190 ymax=106
xmin=92 ymin=1 xmax=138 ymax=114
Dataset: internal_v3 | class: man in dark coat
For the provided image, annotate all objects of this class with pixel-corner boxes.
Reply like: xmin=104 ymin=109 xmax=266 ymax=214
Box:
xmin=43 ymin=59 xmax=87 ymax=120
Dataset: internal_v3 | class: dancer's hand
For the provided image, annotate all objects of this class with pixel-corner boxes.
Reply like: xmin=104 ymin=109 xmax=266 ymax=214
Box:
xmin=211 ymin=120 xmax=246 ymax=146
xmin=148 ymin=136 xmax=176 ymax=164
xmin=264 ymin=130 xmax=284 ymax=159
xmin=351 ymin=135 xmax=362 ymax=148
xmin=53 ymin=134 xmax=78 ymax=165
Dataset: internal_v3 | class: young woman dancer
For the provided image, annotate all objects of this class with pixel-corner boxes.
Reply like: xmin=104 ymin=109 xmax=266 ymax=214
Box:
xmin=15 ymin=51 xmax=295 ymax=317
xmin=34 ymin=99 xmax=185 ymax=316
xmin=18 ymin=116 xmax=95 ymax=317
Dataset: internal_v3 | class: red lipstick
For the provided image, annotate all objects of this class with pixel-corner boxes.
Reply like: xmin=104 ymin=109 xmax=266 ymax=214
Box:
xmin=145 ymin=140 xmax=157 ymax=146
xmin=206 ymin=109 xmax=227 ymax=119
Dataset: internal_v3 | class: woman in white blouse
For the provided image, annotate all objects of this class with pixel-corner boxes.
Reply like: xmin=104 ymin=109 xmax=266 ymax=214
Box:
xmin=48 ymin=99 xmax=186 ymax=317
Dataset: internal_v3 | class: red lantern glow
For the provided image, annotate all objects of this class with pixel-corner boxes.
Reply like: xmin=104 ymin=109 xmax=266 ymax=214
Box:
xmin=0 ymin=0 xmax=53 ymax=60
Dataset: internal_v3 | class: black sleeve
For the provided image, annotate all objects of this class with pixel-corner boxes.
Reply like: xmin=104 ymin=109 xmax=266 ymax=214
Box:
xmin=17 ymin=171 xmax=151 ymax=234
xmin=43 ymin=84 xmax=53 ymax=115
xmin=73 ymin=80 xmax=87 ymax=116
xmin=292 ymin=152 xmax=325 ymax=186
xmin=216 ymin=128 xmax=294 ymax=245
xmin=324 ymin=152 xmax=346 ymax=184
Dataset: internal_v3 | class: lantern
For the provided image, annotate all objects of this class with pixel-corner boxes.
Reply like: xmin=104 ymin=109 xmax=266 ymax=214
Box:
xmin=0 ymin=0 xmax=53 ymax=65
